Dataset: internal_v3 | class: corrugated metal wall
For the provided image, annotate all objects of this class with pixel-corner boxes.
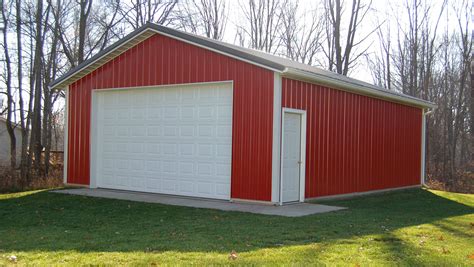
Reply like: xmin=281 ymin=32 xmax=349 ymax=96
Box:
xmin=282 ymin=78 xmax=422 ymax=198
xmin=67 ymin=34 xmax=275 ymax=201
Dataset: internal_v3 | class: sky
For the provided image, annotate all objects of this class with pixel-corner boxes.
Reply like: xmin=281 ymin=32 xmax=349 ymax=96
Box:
xmin=217 ymin=0 xmax=462 ymax=84
xmin=0 ymin=0 xmax=467 ymax=120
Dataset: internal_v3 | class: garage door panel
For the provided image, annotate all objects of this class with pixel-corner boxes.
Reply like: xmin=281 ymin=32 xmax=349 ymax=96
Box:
xmin=94 ymin=83 xmax=232 ymax=200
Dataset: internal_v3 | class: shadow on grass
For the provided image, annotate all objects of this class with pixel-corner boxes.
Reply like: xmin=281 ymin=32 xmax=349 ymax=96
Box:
xmin=0 ymin=188 xmax=472 ymax=256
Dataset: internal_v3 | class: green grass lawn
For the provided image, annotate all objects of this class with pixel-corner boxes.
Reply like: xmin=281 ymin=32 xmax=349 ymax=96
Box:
xmin=0 ymin=188 xmax=473 ymax=265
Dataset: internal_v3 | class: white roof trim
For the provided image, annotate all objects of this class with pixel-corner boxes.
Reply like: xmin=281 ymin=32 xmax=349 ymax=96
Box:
xmin=50 ymin=23 xmax=435 ymax=109
xmin=282 ymin=68 xmax=436 ymax=109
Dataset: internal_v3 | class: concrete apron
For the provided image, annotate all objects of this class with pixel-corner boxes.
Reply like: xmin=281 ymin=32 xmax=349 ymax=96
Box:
xmin=53 ymin=188 xmax=346 ymax=217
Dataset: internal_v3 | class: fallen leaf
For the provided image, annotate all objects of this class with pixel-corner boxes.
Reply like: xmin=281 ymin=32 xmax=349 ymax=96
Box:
xmin=438 ymin=236 xmax=444 ymax=241
xmin=468 ymin=253 xmax=474 ymax=260
xmin=8 ymin=255 xmax=17 ymax=262
xmin=229 ymin=250 xmax=238 ymax=260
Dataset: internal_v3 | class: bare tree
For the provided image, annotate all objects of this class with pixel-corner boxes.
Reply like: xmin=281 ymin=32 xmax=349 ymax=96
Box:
xmin=55 ymin=0 xmax=121 ymax=67
xmin=28 ymin=0 xmax=45 ymax=171
xmin=451 ymin=0 xmax=472 ymax=171
xmin=77 ymin=0 xmax=92 ymax=64
xmin=237 ymin=0 xmax=283 ymax=53
xmin=15 ymin=0 xmax=30 ymax=179
xmin=1 ymin=0 xmax=17 ymax=168
xmin=118 ymin=0 xmax=178 ymax=30
xmin=179 ymin=0 xmax=227 ymax=40
xmin=471 ymin=60 xmax=474 ymax=158
xmin=323 ymin=0 xmax=374 ymax=75
xmin=41 ymin=0 xmax=64 ymax=174
xmin=366 ymin=19 xmax=392 ymax=90
xmin=279 ymin=0 xmax=324 ymax=65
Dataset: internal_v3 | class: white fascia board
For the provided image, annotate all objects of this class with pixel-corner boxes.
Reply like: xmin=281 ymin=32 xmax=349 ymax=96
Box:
xmin=52 ymin=27 xmax=284 ymax=90
xmin=50 ymin=28 xmax=153 ymax=90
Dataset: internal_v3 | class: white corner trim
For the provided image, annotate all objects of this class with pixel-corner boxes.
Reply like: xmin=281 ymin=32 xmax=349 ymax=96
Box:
xmin=89 ymin=91 xmax=99 ymax=189
xmin=63 ymin=86 xmax=69 ymax=184
xmin=421 ymin=109 xmax=427 ymax=186
xmin=279 ymin=108 xmax=307 ymax=205
xmin=271 ymin=73 xmax=282 ymax=203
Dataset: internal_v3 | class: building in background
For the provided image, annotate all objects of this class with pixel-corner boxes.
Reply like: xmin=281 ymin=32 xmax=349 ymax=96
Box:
xmin=0 ymin=117 xmax=22 ymax=167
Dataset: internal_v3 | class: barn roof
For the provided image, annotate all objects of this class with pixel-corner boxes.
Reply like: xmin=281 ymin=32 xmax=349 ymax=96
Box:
xmin=50 ymin=22 xmax=435 ymax=109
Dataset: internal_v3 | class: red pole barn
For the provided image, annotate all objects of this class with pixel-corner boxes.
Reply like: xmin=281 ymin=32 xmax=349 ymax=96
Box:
xmin=51 ymin=23 xmax=435 ymax=204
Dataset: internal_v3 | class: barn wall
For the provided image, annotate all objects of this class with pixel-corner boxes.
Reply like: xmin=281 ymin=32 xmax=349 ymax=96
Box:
xmin=67 ymin=34 xmax=275 ymax=201
xmin=282 ymin=78 xmax=422 ymax=198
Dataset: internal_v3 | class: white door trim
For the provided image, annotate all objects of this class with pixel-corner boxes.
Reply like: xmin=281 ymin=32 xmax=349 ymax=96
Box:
xmin=279 ymin=108 xmax=307 ymax=205
xmin=89 ymin=80 xmax=234 ymax=196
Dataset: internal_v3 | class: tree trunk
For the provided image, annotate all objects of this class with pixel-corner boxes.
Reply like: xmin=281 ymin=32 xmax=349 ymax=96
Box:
xmin=470 ymin=58 xmax=474 ymax=162
xmin=29 ymin=0 xmax=44 ymax=172
xmin=1 ymin=0 xmax=17 ymax=169
xmin=16 ymin=0 xmax=29 ymax=181
xmin=78 ymin=0 xmax=91 ymax=64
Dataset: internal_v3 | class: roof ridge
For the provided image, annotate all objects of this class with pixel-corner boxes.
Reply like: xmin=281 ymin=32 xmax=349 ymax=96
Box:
xmin=50 ymin=22 xmax=435 ymax=109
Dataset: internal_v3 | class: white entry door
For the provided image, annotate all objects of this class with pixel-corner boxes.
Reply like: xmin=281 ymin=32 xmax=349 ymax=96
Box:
xmin=281 ymin=110 xmax=305 ymax=203
xmin=91 ymin=82 xmax=233 ymax=200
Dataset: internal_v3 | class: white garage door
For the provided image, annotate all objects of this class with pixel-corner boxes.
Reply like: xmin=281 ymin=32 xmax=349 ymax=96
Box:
xmin=92 ymin=82 xmax=233 ymax=200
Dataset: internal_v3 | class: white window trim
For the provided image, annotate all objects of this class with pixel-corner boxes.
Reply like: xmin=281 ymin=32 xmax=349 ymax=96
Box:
xmin=279 ymin=107 xmax=307 ymax=205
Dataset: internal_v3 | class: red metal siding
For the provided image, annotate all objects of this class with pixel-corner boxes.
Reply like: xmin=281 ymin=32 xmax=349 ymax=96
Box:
xmin=67 ymin=34 xmax=274 ymax=201
xmin=282 ymin=78 xmax=422 ymax=198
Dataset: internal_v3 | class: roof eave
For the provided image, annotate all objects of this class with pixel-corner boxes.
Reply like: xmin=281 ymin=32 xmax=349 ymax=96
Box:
xmin=282 ymin=67 xmax=437 ymax=110
xmin=50 ymin=23 xmax=286 ymax=90
xmin=50 ymin=24 xmax=154 ymax=90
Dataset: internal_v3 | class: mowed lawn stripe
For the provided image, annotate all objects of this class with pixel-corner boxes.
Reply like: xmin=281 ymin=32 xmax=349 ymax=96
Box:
xmin=0 ymin=188 xmax=472 ymax=265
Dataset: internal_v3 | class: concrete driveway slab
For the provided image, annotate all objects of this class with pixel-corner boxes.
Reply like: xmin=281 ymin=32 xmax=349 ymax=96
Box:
xmin=53 ymin=188 xmax=346 ymax=217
